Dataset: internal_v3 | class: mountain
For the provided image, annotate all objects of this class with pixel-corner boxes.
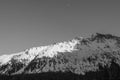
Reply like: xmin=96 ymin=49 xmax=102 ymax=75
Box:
xmin=0 ymin=33 xmax=120 ymax=80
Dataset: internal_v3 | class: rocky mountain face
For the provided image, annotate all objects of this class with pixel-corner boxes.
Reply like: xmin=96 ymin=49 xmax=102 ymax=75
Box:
xmin=0 ymin=33 xmax=120 ymax=80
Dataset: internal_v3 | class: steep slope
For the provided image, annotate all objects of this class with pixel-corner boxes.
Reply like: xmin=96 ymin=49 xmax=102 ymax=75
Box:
xmin=0 ymin=37 xmax=82 ymax=75
xmin=23 ymin=33 xmax=120 ymax=75
xmin=0 ymin=33 xmax=120 ymax=80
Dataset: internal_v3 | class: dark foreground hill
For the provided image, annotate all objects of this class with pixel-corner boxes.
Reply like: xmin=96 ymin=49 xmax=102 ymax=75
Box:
xmin=0 ymin=68 xmax=120 ymax=80
xmin=0 ymin=33 xmax=120 ymax=80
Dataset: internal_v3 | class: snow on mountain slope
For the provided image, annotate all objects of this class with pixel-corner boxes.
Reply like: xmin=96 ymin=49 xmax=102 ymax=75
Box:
xmin=36 ymin=39 xmax=81 ymax=58
xmin=0 ymin=33 xmax=120 ymax=76
xmin=0 ymin=37 xmax=82 ymax=66
xmin=0 ymin=54 xmax=14 ymax=65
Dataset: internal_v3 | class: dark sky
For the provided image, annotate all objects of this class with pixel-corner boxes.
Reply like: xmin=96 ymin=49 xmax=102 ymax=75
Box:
xmin=0 ymin=0 xmax=120 ymax=55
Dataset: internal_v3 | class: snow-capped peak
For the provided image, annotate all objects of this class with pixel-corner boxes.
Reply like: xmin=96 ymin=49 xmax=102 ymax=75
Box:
xmin=0 ymin=38 xmax=82 ymax=65
xmin=36 ymin=39 xmax=81 ymax=58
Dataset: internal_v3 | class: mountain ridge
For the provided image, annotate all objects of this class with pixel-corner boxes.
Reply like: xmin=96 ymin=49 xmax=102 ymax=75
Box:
xmin=0 ymin=33 xmax=120 ymax=80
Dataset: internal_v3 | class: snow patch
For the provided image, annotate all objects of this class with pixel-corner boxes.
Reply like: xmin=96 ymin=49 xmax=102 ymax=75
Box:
xmin=0 ymin=38 xmax=82 ymax=65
